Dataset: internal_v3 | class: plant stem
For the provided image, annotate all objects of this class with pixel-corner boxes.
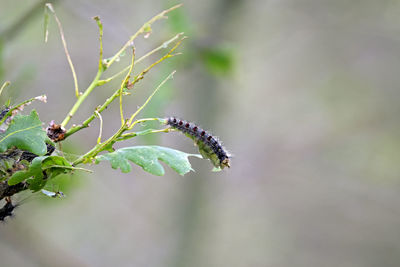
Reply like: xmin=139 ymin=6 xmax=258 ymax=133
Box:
xmin=99 ymin=32 xmax=184 ymax=85
xmin=63 ymin=82 xmax=119 ymax=138
xmin=72 ymin=122 xmax=128 ymax=165
xmin=0 ymin=95 xmax=47 ymax=126
xmin=45 ymin=4 xmax=80 ymax=98
xmin=127 ymin=71 xmax=176 ymax=127
xmin=60 ymin=69 xmax=103 ymax=128
xmin=72 ymin=71 xmax=175 ymax=165
xmin=94 ymin=110 xmax=103 ymax=144
xmin=105 ymin=4 xmax=182 ymax=69
xmin=120 ymin=47 xmax=136 ymax=125
xmin=116 ymin=127 xmax=172 ymax=142
xmin=0 ymin=81 xmax=10 ymax=98
xmin=93 ymin=16 xmax=104 ymax=71
xmin=63 ymin=38 xmax=183 ymax=138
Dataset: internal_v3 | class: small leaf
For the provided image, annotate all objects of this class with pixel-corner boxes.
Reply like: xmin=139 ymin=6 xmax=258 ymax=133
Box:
xmin=8 ymin=156 xmax=73 ymax=191
xmin=0 ymin=110 xmax=47 ymax=155
xmin=96 ymin=145 xmax=201 ymax=176
xmin=143 ymin=23 xmax=152 ymax=38
xmin=8 ymin=156 xmax=46 ymax=186
xmin=41 ymin=156 xmax=73 ymax=178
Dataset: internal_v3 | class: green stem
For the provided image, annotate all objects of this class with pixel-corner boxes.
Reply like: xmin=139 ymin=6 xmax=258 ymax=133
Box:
xmin=99 ymin=32 xmax=184 ymax=86
xmin=0 ymin=95 xmax=46 ymax=126
xmin=60 ymin=69 xmax=103 ymax=127
xmin=0 ymin=81 xmax=10 ymax=98
xmin=127 ymin=71 xmax=176 ymax=127
xmin=64 ymin=38 xmax=183 ymax=138
xmin=46 ymin=4 xmax=80 ymax=98
xmin=63 ymin=83 xmax=121 ymax=138
xmin=60 ymin=15 xmax=105 ymax=128
xmin=73 ymin=123 xmax=128 ymax=165
xmin=105 ymin=4 xmax=182 ymax=69
xmin=116 ymin=127 xmax=172 ymax=142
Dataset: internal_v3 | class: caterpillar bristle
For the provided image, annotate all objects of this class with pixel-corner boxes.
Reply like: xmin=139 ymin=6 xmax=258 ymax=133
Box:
xmin=166 ymin=116 xmax=230 ymax=169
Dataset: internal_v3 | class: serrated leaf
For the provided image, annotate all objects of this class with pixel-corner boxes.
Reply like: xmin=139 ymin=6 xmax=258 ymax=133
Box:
xmin=0 ymin=110 xmax=47 ymax=155
xmin=96 ymin=145 xmax=201 ymax=176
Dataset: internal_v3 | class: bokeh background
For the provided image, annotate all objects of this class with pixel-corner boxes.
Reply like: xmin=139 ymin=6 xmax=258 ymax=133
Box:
xmin=1 ymin=0 xmax=400 ymax=266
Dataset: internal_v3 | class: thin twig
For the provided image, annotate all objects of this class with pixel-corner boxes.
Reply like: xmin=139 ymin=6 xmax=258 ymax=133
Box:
xmin=0 ymin=81 xmax=10 ymax=98
xmin=128 ymin=71 xmax=176 ymax=127
xmin=116 ymin=127 xmax=172 ymax=142
xmin=120 ymin=47 xmax=135 ymax=125
xmin=105 ymin=4 xmax=182 ymax=69
xmin=45 ymin=3 xmax=79 ymax=98
xmin=130 ymin=37 xmax=185 ymax=84
xmin=72 ymin=121 xmax=129 ymax=165
xmin=63 ymin=38 xmax=184 ymax=138
xmin=59 ymin=15 xmax=107 ymax=128
xmin=100 ymin=32 xmax=184 ymax=85
xmin=60 ymin=70 xmax=103 ymax=128
xmin=93 ymin=16 xmax=104 ymax=71
xmin=94 ymin=110 xmax=103 ymax=144
xmin=0 ymin=95 xmax=47 ymax=126
xmin=59 ymin=6 xmax=182 ymax=130
xmin=42 ymin=165 xmax=93 ymax=173
xmin=72 ymin=72 xmax=175 ymax=165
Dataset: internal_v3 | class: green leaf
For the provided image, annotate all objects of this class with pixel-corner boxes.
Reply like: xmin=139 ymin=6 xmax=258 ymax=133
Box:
xmin=201 ymin=46 xmax=235 ymax=76
xmin=41 ymin=155 xmax=73 ymax=178
xmin=0 ymin=110 xmax=47 ymax=155
xmin=7 ymin=156 xmax=73 ymax=191
xmin=8 ymin=156 xmax=46 ymax=186
xmin=96 ymin=145 xmax=201 ymax=176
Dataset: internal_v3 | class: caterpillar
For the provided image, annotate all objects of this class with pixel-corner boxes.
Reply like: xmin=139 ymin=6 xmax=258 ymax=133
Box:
xmin=0 ymin=197 xmax=17 ymax=221
xmin=166 ymin=117 xmax=230 ymax=170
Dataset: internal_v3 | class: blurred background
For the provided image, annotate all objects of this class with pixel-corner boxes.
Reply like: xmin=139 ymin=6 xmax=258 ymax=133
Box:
xmin=1 ymin=0 xmax=400 ymax=266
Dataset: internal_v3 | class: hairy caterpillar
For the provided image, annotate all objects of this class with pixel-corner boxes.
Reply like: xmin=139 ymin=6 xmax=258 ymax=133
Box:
xmin=166 ymin=117 xmax=230 ymax=169
xmin=0 ymin=197 xmax=17 ymax=221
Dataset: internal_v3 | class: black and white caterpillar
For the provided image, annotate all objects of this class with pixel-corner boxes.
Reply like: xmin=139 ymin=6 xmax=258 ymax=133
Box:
xmin=166 ymin=117 xmax=230 ymax=170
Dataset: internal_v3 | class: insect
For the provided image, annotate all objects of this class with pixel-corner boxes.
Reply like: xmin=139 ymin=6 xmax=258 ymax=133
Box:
xmin=0 ymin=197 xmax=17 ymax=221
xmin=166 ymin=117 xmax=230 ymax=170
xmin=41 ymin=189 xmax=65 ymax=198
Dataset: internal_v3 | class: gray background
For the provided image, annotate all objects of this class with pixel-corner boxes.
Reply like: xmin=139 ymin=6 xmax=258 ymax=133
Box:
xmin=1 ymin=0 xmax=400 ymax=266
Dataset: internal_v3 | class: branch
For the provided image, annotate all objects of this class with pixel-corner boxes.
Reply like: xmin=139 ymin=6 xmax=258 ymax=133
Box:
xmin=0 ymin=95 xmax=47 ymax=126
xmin=104 ymin=4 xmax=182 ymax=69
xmin=59 ymin=6 xmax=182 ymax=129
xmin=0 ymin=181 xmax=27 ymax=201
xmin=128 ymin=71 xmax=176 ymax=127
xmin=63 ymin=37 xmax=184 ymax=139
xmin=116 ymin=127 xmax=172 ymax=142
xmin=72 ymin=71 xmax=176 ymax=166
xmin=93 ymin=16 xmax=105 ymax=71
xmin=99 ymin=32 xmax=184 ymax=86
xmin=120 ymin=47 xmax=135 ymax=125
